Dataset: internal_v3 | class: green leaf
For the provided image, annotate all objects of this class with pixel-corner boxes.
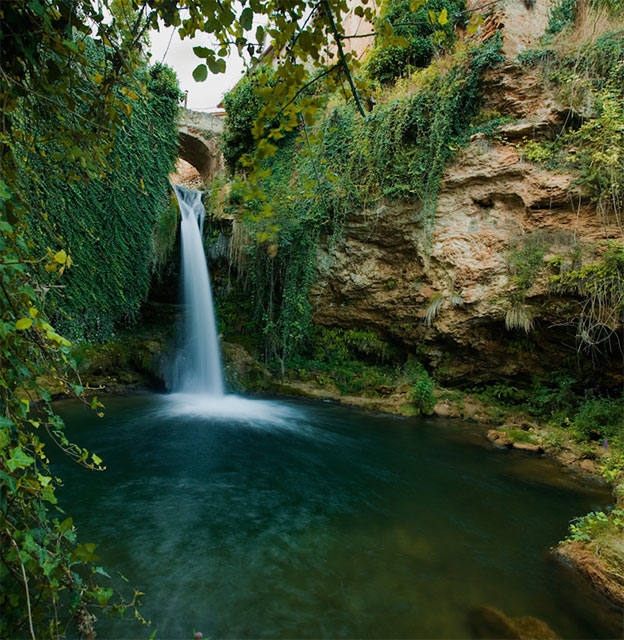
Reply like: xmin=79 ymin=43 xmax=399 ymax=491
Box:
xmin=71 ymin=542 xmax=99 ymax=563
xmin=54 ymin=249 xmax=69 ymax=264
xmin=192 ymin=46 xmax=211 ymax=57
xmin=0 ymin=417 xmax=14 ymax=429
xmin=0 ymin=178 xmax=11 ymax=201
xmin=41 ymin=484 xmax=57 ymax=504
xmin=7 ymin=446 xmax=35 ymax=472
xmin=15 ymin=318 xmax=33 ymax=330
xmin=94 ymin=565 xmax=111 ymax=578
xmin=0 ymin=471 xmax=17 ymax=493
xmin=95 ymin=587 xmax=113 ymax=605
xmin=192 ymin=64 xmax=208 ymax=82
xmin=207 ymin=57 xmax=225 ymax=74
xmin=240 ymin=7 xmax=253 ymax=31
xmin=59 ymin=517 xmax=73 ymax=535
xmin=0 ymin=427 xmax=10 ymax=450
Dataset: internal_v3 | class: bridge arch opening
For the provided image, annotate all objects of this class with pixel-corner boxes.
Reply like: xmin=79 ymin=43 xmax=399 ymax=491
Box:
xmin=177 ymin=131 xmax=222 ymax=185
xmin=170 ymin=158 xmax=204 ymax=190
xmin=173 ymin=109 xmax=225 ymax=186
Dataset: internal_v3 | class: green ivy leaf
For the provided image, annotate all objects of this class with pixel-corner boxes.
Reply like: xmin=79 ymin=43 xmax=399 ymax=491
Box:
xmin=0 ymin=427 xmax=10 ymax=449
xmin=59 ymin=517 xmax=73 ymax=535
xmin=7 ymin=446 xmax=35 ymax=472
xmin=71 ymin=542 xmax=99 ymax=563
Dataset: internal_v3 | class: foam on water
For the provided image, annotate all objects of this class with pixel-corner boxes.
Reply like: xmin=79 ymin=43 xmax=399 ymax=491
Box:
xmin=163 ymin=393 xmax=303 ymax=427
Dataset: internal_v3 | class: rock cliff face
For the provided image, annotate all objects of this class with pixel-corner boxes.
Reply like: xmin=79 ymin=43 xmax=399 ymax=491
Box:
xmin=174 ymin=2 xmax=622 ymax=387
xmin=311 ymin=55 xmax=622 ymax=384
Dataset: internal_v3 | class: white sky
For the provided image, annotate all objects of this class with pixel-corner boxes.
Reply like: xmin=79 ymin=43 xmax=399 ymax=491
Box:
xmin=148 ymin=26 xmax=247 ymax=112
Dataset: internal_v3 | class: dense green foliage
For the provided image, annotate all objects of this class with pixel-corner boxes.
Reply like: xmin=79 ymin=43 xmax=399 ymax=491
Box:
xmin=566 ymin=508 xmax=624 ymax=542
xmin=0 ymin=0 xmax=175 ymax=633
xmin=221 ymin=67 xmax=275 ymax=172
xmin=546 ymin=0 xmax=578 ymax=34
xmin=288 ymin=327 xmax=398 ymax=392
xmin=573 ymin=397 xmax=624 ymax=440
xmin=366 ymin=0 xmax=464 ymax=83
xmin=0 ymin=56 xmax=179 ymax=640
xmin=17 ymin=61 xmax=181 ymax=341
xmin=282 ymin=326 xmax=435 ymax=411
xmin=472 ymin=375 xmax=623 ymax=509
xmin=223 ymin=34 xmax=503 ymax=368
xmin=545 ymin=0 xmax=624 ymax=35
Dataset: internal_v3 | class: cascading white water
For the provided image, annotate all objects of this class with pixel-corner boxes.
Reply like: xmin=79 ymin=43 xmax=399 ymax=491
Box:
xmin=167 ymin=185 xmax=299 ymax=422
xmin=172 ymin=184 xmax=224 ymax=396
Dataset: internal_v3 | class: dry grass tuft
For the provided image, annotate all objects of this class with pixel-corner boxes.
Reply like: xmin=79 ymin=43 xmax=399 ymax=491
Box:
xmin=550 ymin=0 xmax=624 ymax=57
xmin=424 ymin=292 xmax=445 ymax=327
xmin=505 ymin=303 xmax=534 ymax=333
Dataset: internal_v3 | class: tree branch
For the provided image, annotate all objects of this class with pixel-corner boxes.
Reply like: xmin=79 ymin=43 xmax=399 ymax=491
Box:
xmin=321 ymin=0 xmax=366 ymax=117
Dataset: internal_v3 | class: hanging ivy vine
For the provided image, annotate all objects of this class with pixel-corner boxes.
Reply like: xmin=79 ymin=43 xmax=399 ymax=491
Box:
xmin=15 ymin=54 xmax=182 ymax=341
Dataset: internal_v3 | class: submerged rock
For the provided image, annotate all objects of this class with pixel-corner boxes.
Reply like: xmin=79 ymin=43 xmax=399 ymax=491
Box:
xmin=468 ymin=605 xmax=559 ymax=639
xmin=513 ymin=441 xmax=543 ymax=453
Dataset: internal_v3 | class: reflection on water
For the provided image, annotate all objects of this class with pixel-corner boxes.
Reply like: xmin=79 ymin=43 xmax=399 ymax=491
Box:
xmin=55 ymin=393 xmax=617 ymax=639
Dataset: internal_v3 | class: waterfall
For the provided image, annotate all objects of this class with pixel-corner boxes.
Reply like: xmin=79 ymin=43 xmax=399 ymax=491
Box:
xmin=172 ymin=184 xmax=224 ymax=396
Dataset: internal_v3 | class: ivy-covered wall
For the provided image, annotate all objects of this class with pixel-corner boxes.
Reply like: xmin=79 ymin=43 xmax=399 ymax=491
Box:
xmin=16 ymin=58 xmax=181 ymax=340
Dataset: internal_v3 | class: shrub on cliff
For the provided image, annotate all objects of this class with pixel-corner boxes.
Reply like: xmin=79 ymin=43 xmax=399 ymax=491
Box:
xmin=366 ymin=0 xmax=464 ymax=83
xmin=222 ymin=67 xmax=276 ymax=173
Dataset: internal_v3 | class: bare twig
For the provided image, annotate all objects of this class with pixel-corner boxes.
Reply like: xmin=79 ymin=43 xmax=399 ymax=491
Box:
xmin=7 ymin=530 xmax=36 ymax=640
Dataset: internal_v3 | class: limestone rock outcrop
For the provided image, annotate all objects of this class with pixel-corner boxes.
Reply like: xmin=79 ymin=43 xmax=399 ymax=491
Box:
xmin=311 ymin=58 xmax=621 ymax=384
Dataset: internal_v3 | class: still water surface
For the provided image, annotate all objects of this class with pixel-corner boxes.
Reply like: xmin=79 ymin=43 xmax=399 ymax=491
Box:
xmin=56 ymin=393 xmax=616 ymax=638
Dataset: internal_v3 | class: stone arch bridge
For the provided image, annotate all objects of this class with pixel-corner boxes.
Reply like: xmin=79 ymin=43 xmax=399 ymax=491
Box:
xmin=177 ymin=108 xmax=225 ymax=183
